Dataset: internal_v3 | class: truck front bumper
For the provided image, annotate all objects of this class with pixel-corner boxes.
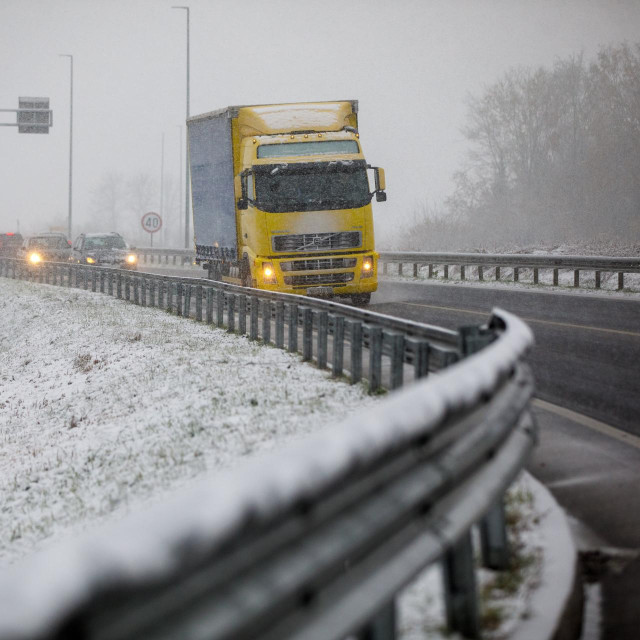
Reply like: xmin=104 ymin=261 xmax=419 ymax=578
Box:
xmin=254 ymin=252 xmax=378 ymax=297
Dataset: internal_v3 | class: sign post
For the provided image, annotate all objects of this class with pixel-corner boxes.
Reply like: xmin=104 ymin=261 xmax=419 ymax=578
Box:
xmin=141 ymin=212 xmax=162 ymax=248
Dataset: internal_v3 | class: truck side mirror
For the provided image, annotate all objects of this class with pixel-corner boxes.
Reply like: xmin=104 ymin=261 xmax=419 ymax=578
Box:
xmin=370 ymin=166 xmax=387 ymax=202
xmin=237 ymin=197 xmax=248 ymax=210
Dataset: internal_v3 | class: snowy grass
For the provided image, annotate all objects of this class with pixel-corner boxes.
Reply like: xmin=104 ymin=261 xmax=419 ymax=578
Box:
xmin=0 ymin=278 xmax=377 ymax=564
xmin=1 ymin=278 xmax=555 ymax=639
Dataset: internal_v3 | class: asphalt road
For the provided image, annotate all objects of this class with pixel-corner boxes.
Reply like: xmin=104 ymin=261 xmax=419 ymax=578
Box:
xmin=371 ymin=279 xmax=640 ymax=436
xmin=372 ymin=278 xmax=640 ymax=640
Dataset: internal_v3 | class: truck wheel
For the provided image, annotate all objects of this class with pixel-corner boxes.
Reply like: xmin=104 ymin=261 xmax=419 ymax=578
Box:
xmin=351 ymin=293 xmax=371 ymax=306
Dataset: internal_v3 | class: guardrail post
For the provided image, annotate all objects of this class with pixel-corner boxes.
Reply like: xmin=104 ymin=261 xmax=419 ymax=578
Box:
xmin=91 ymin=269 xmax=97 ymax=292
xmin=99 ymin=271 xmax=104 ymax=293
xmin=175 ymin=283 xmax=182 ymax=316
xmin=460 ymin=265 xmax=466 ymax=281
xmin=349 ymin=320 xmax=363 ymax=384
xmin=618 ymin=272 xmax=624 ymax=290
xmin=478 ymin=265 xmax=483 ymax=281
xmin=167 ymin=283 xmax=174 ymax=313
xmin=275 ymin=301 xmax=285 ymax=348
xmin=513 ymin=267 xmax=519 ymax=282
xmin=195 ymin=285 xmax=203 ymax=321
xmin=368 ymin=325 xmax=383 ymax=393
xmin=83 ymin=267 xmax=89 ymax=290
xmin=288 ymin=303 xmax=298 ymax=353
xmin=302 ymin=307 xmax=313 ymax=361
xmin=216 ymin=290 xmax=225 ymax=327
xmin=382 ymin=261 xmax=388 ymax=275
xmin=442 ymin=532 xmax=480 ymax=639
xmin=116 ymin=272 xmax=122 ymax=298
xmin=387 ymin=331 xmax=404 ymax=389
xmin=413 ymin=339 xmax=430 ymax=379
xmin=124 ymin=275 xmax=130 ymax=300
xmin=228 ymin=295 xmax=236 ymax=333
xmin=206 ymin=288 xmax=213 ymax=324
xmin=317 ymin=311 xmax=328 ymax=369
xmin=495 ymin=266 xmax=500 ymax=281
xmin=398 ymin=262 xmax=403 ymax=276
xmin=184 ymin=284 xmax=192 ymax=318
xmin=595 ymin=271 xmax=601 ymax=289
xmin=428 ymin=264 xmax=434 ymax=279
xmin=133 ymin=277 xmax=139 ymax=304
xmin=533 ymin=267 xmax=539 ymax=284
xmin=553 ymin=268 xmax=559 ymax=286
xmin=158 ymin=279 xmax=165 ymax=308
xmin=262 ymin=300 xmax=271 ymax=343
xmin=413 ymin=263 xmax=418 ymax=278
xmin=140 ymin=279 xmax=147 ymax=307
xmin=250 ymin=296 xmax=259 ymax=340
xmin=238 ymin=295 xmax=247 ymax=334
xmin=443 ymin=264 xmax=449 ymax=280
xmin=149 ymin=279 xmax=156 ymax=307
xmin=480 ymin=499 xmax=510 ymax=570
xmin=574 ymin=269 xmax=579 ymax=288
xmin=356 ymin=601 xmax=397 ymax=640
xmin=332 ymin=314 xmax=345 ymax=378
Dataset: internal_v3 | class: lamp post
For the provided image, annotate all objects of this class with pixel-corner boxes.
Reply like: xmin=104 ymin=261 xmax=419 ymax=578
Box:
xmin=172 ymin=5 xmax=190 ymax=249
xmin=59 ymin=54 xmax=73 ymax=240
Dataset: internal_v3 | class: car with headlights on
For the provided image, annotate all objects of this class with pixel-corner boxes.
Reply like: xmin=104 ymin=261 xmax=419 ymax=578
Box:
xmin=71 ymin=232 xmax=138 ymax=270
xmin=19 ymin=233 xmax=71 ymax=266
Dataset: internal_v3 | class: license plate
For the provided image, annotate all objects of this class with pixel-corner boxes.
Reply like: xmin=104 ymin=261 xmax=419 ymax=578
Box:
xmin=307 ymin=286 xmax=333 ymax=297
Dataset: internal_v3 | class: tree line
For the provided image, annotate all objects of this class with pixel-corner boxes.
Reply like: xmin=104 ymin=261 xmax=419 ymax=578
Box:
xmin=398 ymin=43 xmax=640 ymax=250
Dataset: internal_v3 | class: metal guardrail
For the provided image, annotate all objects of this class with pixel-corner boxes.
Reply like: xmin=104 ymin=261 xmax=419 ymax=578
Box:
xmin=0 ymin=258 xmax=535 ymax=640
xmin=132 ymin=247 xmax=640 ymax=290
xmin=378 ymin=251 xmax=640 ymax=290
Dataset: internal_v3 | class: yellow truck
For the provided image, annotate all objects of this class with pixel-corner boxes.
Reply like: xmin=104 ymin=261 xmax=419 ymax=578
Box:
xmin=187 ymin=100 xmax=386 ymax=305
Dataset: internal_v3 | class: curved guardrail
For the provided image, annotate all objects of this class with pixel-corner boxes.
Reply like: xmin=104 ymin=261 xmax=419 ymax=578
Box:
xmin=0 ymin=258 xmax=535 ymax=640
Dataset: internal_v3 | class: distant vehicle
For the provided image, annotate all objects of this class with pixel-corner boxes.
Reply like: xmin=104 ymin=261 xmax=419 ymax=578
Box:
xmin=71 ymin=232 xmax=138 ymax=270
xmin=0 ymin=232 xmax=24 ymax=257
xmin=19 ymin=232 xmax=71 ymax=265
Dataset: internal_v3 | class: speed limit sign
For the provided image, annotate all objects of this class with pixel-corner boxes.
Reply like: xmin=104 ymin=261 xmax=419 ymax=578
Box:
xmin=142 ymin=212 xmax=162 ymax=233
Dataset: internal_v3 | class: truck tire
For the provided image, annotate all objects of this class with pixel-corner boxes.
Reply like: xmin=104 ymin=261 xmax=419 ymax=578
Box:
xmin=351 ymin=293 xmax=371 ymax=306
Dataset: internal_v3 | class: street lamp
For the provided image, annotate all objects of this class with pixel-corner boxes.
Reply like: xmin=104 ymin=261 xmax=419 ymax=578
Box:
xmin=172 ymin=5 xmax=190 ymax=249
xmin=59 ymin=54 xmax=73 ymax=240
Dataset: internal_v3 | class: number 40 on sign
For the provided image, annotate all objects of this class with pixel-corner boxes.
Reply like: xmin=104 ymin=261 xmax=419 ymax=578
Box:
xmin=141 ymin=212 xmax=162 ymax=247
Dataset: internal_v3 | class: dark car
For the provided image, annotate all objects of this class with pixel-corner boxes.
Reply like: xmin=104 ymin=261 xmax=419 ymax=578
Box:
xmin=71 ymin=232 xmax=138 ymax=270
xmin=0 ymin=232 xmax=24 ymax=257
xmin=18 ymin=233 xmax=72 ymax=265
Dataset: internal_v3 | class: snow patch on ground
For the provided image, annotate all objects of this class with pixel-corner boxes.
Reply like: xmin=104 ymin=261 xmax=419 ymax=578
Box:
xmin=0 ymin=278 xmax=377 ymax=565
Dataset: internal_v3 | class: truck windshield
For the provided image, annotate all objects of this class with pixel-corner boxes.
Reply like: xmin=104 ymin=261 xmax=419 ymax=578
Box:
xmin=254 ymin=161 xmax=371 ymax=213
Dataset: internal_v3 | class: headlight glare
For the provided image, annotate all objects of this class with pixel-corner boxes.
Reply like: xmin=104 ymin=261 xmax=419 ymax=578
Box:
xmin=361 ymin=256 xmax=374 ymax=277
xmin=86 ymin=257 xmax=95 ymax=264
xmin=262 ymin=262 xmax=276 ymax=284
xmin=28 ymin=252 xmax=42 ymax=264
xmin=126 ymin=254 xmax=137 ymax=264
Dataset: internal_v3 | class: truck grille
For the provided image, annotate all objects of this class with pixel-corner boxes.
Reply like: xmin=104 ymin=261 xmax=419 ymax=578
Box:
xmin=284 ymin=272 xmax=355 ymax=287
xmin=272 ymin=231 xmax=362 ymax=253
xmin=280 ymin=257 xmax=357 ymax=272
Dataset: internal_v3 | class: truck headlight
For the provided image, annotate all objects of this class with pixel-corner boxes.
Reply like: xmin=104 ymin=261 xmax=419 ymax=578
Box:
xmin=361 ymin=256 xmax=374 ymax=277
xmin=86 ymin=257 xmax=96 ymax=264
xmin=28 ymin=252 xmax=42 ymax=264
xmin=262 ymin=262 xmax=276 ymax=284
xmin=126 ymin=254 xmax=137 ymax=264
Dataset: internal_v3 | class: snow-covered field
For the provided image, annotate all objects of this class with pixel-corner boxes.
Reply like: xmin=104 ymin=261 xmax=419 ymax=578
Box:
xmin=0 ymin=277 xmax=563 ymax=639
xmin=0 ymin=278 xmax=377 ymax=564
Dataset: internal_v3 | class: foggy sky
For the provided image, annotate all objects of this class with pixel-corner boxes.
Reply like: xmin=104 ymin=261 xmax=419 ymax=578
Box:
xmin=1 ymin=0 xmax=639 ymax=244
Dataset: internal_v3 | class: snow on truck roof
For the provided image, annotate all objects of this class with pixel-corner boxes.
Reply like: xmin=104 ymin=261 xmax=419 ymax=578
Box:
xmin=187 ymin=100 xmax=359 ymax=136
